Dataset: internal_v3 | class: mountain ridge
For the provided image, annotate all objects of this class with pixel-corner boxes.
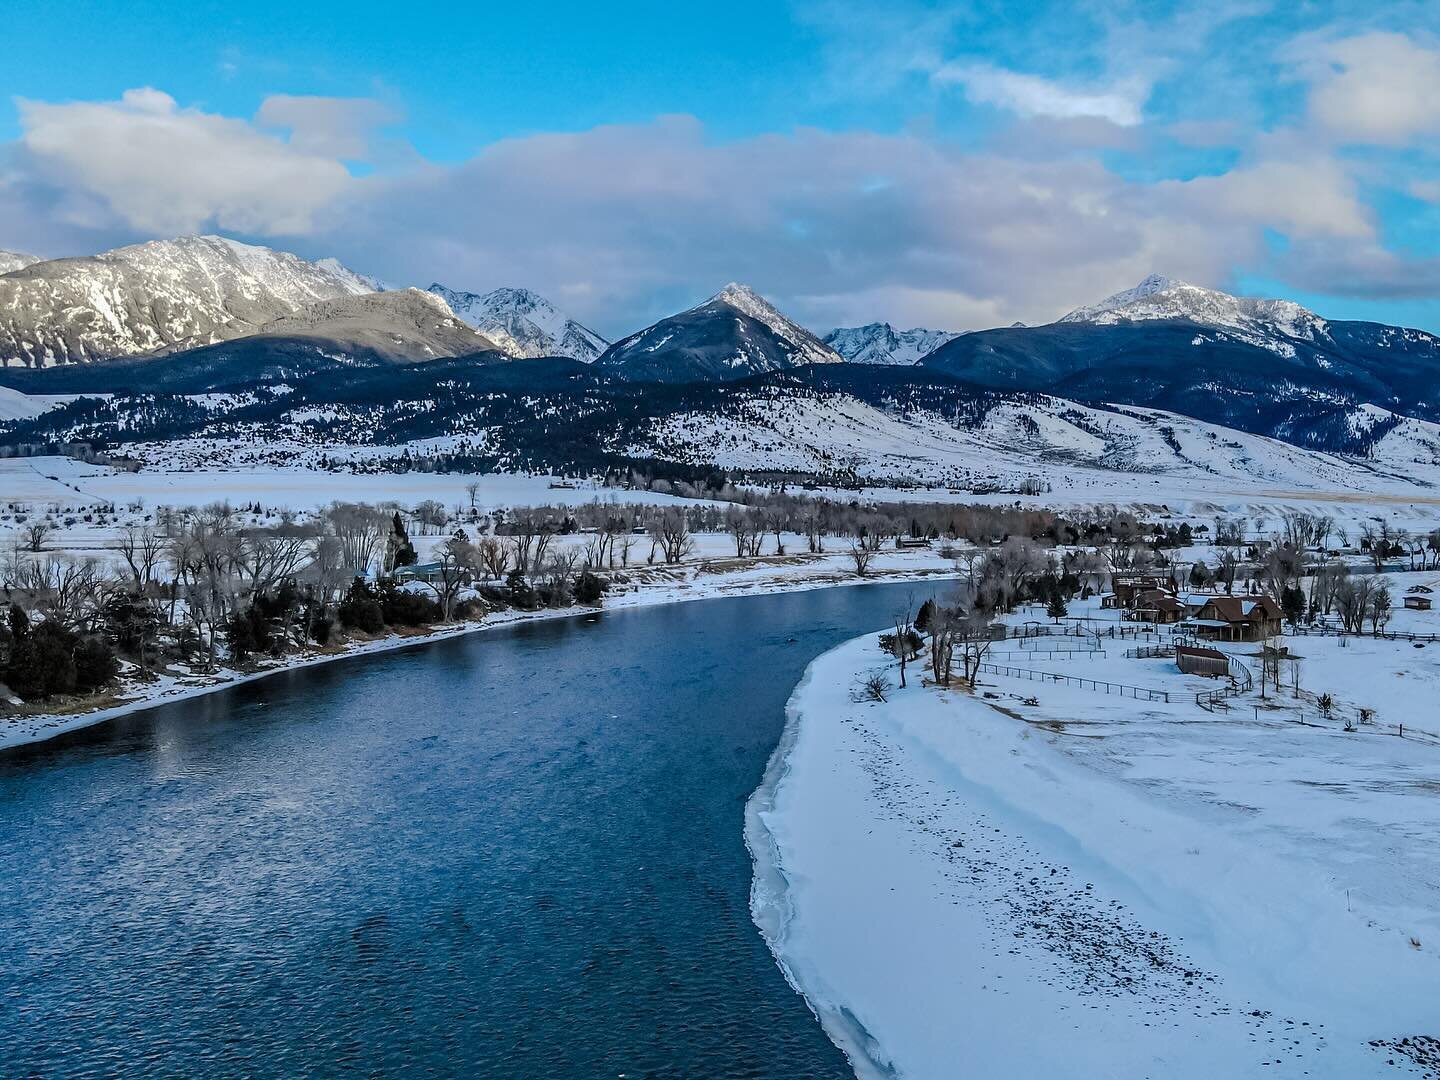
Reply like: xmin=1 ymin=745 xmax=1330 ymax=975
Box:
xmin=595 ymin=282 xmax=841 ymax=381
xmin=427 ymin=284 xmax=608 ymax=361
xmin=0 ymin=235 xmax=377 ymax=367
xmin=824 ymin=322 xmax=961 ymax=365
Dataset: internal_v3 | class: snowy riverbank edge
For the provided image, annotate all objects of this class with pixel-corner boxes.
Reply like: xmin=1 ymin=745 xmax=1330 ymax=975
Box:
xmin=0 ymin=561 xmax=957 ymax=755
xmin=750 ymin=633 xmax=1440 ymax=1080
xmin=745 ymin=658 xmax=900 ymax=1080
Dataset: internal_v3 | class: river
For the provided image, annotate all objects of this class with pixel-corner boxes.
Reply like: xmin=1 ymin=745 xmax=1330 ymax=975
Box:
xmin=0 ymin=583 xmax=922 ymax=1077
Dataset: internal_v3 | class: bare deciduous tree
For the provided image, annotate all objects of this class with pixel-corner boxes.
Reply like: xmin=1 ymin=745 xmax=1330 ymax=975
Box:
xmin=118 ymin=525 xmax=165 ymax=590
xmin=848 ymin=541 xmax=874 ymax=577
xmin=420 ymin=535 xmax=477 ymax=621
xmin=24 ymin=521 xmax=51 ymax=553
xmin=649 ymin=508 xmax=695 ymax=564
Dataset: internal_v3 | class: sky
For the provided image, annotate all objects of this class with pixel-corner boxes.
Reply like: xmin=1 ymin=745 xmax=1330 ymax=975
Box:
xmin=2 ymin=0 xmax=1439 ymax=338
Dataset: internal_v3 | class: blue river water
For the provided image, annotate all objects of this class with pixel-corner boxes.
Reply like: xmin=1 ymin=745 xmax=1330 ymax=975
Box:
xmin=0 ymin=583 xmax=921 ymax=1078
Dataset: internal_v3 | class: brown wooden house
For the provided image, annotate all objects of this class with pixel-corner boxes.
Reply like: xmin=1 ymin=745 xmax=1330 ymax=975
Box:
xmin=1186 ymin=595 xmax=1282 ymax=641
xmin=1133 ymin=588 xmax=1186 ymax=624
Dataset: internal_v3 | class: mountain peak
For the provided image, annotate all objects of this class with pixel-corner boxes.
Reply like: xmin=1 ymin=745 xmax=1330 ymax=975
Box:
xmin=427 ymin=283 xmax=608 ymax=361
xmin=703 ymin=283 xmax=842 ymax=366
xmin=709 ymin=282 xmax=778 ymax=321
xmin=714 ymin=281 xmax=762 ymax=301
xmin=1133 ymin=272 xmax=1178 ymax=294
xmin=1057 ymin=274 xmax=1331 ymax=352
xmin=1061 ymin=274 xmax=1187 ymax=321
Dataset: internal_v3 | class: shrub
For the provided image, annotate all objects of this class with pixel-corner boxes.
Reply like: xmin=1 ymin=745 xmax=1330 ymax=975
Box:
xmin=309 ymin=613 xmax=333 ymax=646
xmin=377 ymin=580 xmax=441 ymax=626
xmin=574 ymin=571 xmax=608 ymax=605
xmin=878 ymin=629 xmax=923 ymax=659
xmin=73 ymin=636 xmax=119 ymax=692
xmin=338 ymin=579 xmax=385 ymax=634
xmin=7 ymin=622 xmax=78 ymax=700
xmin=506 ymin=567 xmax=539 ymax=611
xmin=226 ymin=605 xmax=275 ymax=662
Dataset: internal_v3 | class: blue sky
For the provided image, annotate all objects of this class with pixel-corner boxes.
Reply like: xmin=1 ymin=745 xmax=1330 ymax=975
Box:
xmin=2 ymin=0 xmax=1439 ymax=336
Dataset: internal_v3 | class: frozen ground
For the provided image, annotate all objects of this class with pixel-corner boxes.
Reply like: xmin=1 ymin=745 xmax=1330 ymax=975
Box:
xmin=0 ymin=455 xmax=701 ymax=516
xmin=751 ymin=621 xmax=1440 ymax=1079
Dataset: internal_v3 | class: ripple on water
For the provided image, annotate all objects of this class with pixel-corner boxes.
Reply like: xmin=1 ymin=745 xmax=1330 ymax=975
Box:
xmin=0 ymin=585 xmax=920 ymax=1077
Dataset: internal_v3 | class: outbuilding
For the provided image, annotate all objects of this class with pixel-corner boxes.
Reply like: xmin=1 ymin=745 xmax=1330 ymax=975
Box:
xmin=1176 ymin=644 xmax=1229 ymax=677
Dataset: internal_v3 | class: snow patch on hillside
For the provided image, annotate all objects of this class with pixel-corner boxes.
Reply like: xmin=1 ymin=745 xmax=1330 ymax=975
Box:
xmin=1061 ymin=275 xmax=1332 ymax=356
xmin=428 ymin=284 xmax=608 ymax=361
xmin=824 ymin=323 xmax=961 ymax=365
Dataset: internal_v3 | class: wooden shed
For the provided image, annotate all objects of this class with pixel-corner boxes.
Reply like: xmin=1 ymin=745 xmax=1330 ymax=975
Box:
xmin=1176 ymin=644 xmax=1229 ymax=677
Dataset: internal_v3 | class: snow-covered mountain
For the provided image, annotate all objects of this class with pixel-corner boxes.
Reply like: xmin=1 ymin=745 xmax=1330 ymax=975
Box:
xmin=427 ymin=284 xmax=608 ymax=361
xmin=1059 ymin=273 xmax=1330 ymax=355
xmin=924 ymin=274 xmax=1440 ymax=447
xmin=14 ymin=360 xmax=1435 ymax=501
xmin=709 ymin=283 xmax=840 ymax=368
xmin=243 ymin=288 xmax=500 ymax=363
xmin=596 ymin=283 xmax=842 ymax=382
xmin=0 ymin=250 xmax=42 ymax=276
xmin=0 ymin=235 xmax=379 ymax=367
xmin=824 ymin=323 xmax=961 ymax=365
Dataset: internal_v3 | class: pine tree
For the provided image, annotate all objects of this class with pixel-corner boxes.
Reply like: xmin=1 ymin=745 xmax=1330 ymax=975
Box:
xmin=1046 ymin=593 xmax=1068 ymax=621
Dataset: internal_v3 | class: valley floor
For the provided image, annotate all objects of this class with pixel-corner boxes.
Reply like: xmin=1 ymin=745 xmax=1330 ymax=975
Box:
xmin=751 ymin=626 xmax=1440 ymax=1079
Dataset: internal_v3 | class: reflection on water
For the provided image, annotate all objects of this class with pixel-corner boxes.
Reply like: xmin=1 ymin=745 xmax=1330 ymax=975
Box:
xmin=0 ymin=585 xmax=920 ymax=1077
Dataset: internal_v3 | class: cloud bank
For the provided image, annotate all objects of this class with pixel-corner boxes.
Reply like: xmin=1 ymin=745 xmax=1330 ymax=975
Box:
xmin=2 ymin=24 xmax=1439 ymax=336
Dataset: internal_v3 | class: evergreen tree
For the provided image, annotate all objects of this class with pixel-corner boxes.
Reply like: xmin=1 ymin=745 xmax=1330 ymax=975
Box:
xmin=1046 ymin=593 xmax=1068 ymax=621
xmin=73 ymin=636 xmax=119 ymax=692
xmin=390 ymin=512 xmax=418 ymax=569
xmin=338 ymin=578 xmax=386 ymax=633
xmin=7 ymin=623 xmax=78 ymax=700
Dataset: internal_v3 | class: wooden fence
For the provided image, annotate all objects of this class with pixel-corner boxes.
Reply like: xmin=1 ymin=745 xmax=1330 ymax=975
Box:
xmin=1125 ymin=644 xmax=1174 ymax=659
xmin=1196 ymin=656 xmax=1253 ymax=710
xmin=975 ymin=663 xmax=1170 ymax=702
xmin=1287 ymin=624 xmax=1440 ymax=645
xmin=991 ymin=649 xmax=1106 ymax=662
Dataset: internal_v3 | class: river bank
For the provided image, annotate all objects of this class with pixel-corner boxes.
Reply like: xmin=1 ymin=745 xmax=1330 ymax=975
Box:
xmin=749 ymin=632 xmax=1440 ymax=1079
xmin=0 ymin=549 xmax=957 ymax=754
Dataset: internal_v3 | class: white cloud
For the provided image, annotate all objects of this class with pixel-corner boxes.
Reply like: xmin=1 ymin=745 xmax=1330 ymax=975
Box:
xmin=1412 ymin=180 xmax=1440 ymax=204
xmin=255 ymin=94 xmax=399 ymax=159
xmin=16 ymin=88 xmax=354 ymax=235
xmin=0 ymin=85 xmax=1428 ymax=334
xmin=933 ymin=63 xmax=1149 ymax=127
xmin=1171 ymin=157 xmax=1372 ymax=240
xmin=1302 ymin=32 xmax=1440 ymax=145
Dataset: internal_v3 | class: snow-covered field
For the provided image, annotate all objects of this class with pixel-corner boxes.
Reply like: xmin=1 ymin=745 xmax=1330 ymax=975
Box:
xmin=751 ymin=615 xmax=1440 ymax=1079
xmin=0 ymin=455 xmax=700 ymax=516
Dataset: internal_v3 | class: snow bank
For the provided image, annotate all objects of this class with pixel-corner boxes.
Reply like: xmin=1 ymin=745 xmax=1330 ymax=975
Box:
xmin=753 ymin=633 xmax=1440 ymax=1078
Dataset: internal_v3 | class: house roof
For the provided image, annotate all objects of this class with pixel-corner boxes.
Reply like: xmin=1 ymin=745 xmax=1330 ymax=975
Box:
xmin=1137 ymin=592 xmax=1185 ymax=611
xmin=1198 ymin=595 xmax=1280 ymax=623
